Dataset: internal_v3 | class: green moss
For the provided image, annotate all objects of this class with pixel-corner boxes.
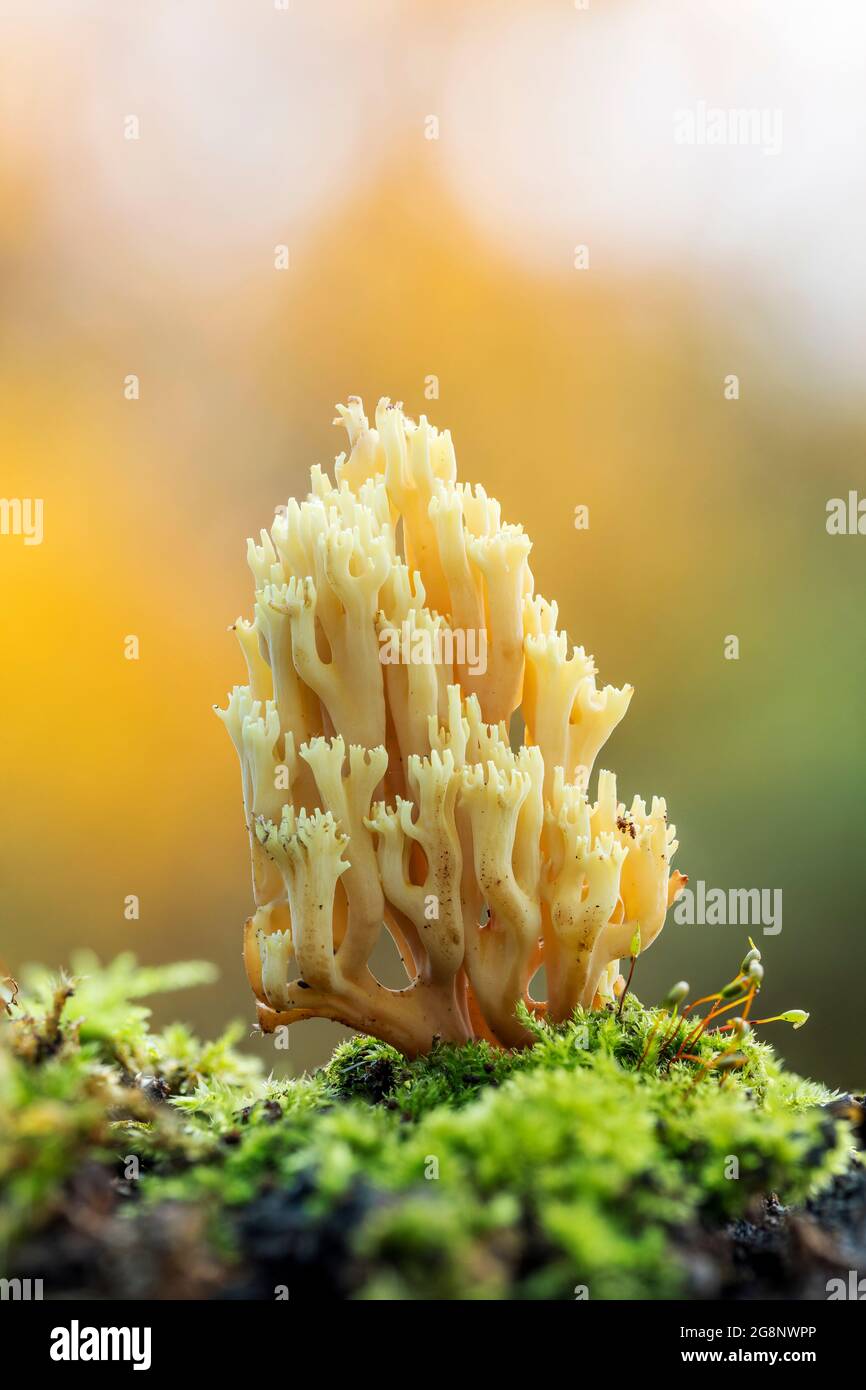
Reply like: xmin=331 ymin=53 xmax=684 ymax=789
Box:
xmin=0 ymin=954 xmax=855 ymax=1299
xmin=0 ymin=954 xmax=260 ymax=1250
xmin=322 ymin=1034 xmax=519 ymax=1116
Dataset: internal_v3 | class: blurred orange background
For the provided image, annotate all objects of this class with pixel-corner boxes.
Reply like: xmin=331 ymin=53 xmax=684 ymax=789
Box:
xmin=1 ymin=0 xmax=864 ymax=1085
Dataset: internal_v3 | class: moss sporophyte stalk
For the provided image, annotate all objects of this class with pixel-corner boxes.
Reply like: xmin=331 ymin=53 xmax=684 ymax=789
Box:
xmin=218 ymin=397 xmax=687 ymax=1054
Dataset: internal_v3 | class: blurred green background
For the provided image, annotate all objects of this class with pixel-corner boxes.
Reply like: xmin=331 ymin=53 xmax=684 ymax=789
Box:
xmin=1 ymin=0 xmax=864 ymax=1086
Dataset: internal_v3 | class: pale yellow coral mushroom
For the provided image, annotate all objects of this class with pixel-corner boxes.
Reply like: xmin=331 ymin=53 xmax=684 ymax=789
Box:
xmin=218 ymin=399 xmax=685 ymax=1055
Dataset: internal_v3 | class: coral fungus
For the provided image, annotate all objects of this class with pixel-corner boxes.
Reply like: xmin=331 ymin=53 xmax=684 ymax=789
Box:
xmin=219 ymin=399 xmax=686 ymax=1054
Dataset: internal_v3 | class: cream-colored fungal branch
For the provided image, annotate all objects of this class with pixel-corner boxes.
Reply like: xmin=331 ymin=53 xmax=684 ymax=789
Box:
xmin=218 ymin=398 xmax=685 ymax=1055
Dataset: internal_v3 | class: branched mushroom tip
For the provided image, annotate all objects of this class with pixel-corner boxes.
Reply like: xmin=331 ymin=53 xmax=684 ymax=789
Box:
xmin=218 ymin=398 xmax=685 ymax=1055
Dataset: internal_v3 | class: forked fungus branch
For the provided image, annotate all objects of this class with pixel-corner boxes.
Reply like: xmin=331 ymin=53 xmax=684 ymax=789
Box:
xmin=219 ymin=399 xmax=686 ymax=1055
